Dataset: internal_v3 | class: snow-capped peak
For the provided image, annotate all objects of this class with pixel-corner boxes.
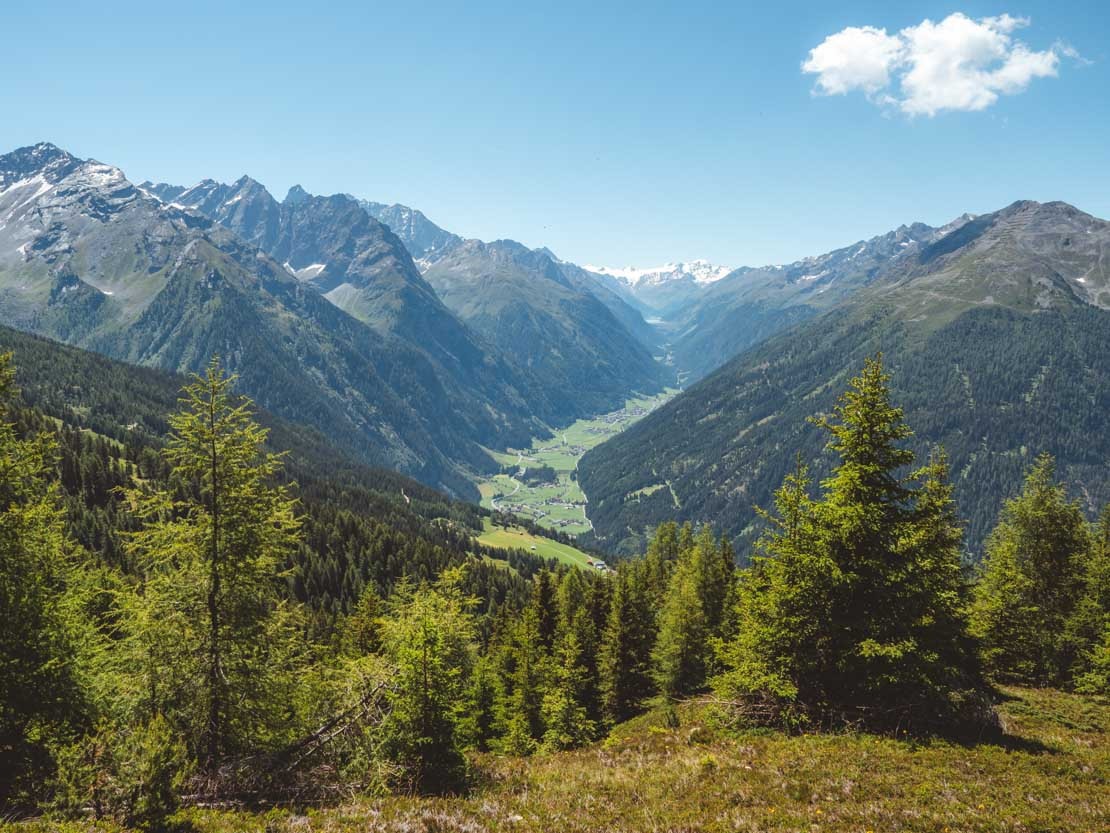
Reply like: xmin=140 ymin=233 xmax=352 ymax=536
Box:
xmin=585 ymin=259 xmax=731 ymax=287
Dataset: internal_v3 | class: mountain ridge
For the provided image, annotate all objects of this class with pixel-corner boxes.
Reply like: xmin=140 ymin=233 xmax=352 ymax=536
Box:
xmin=0 ymin=143 xmax=564 ymax=497
xmin=578 ymin=198 xmax=1110 ymax=555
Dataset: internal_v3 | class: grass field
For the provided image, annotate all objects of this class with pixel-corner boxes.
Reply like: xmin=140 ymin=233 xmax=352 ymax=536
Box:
xmin=477 ymin=390 xmax=678 ymax=536
xmin=475 ymin=518 xmax=600 ymax=569
xmin=35 ymin=686 xmax=1105 ymax=832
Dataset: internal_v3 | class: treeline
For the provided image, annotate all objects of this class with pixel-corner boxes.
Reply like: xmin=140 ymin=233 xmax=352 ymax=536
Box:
xmin=2 ymin=352 xmax=1108 ymax=830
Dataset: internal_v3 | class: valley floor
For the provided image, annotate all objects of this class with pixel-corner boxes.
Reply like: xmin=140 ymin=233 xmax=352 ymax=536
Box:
xmin=477 ymin=390 xmax=679 ymax=536
xmin=23 ymin=687 xmax=1106 ymax=833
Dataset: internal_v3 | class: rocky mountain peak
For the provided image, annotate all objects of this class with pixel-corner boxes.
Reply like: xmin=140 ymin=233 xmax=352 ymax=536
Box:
xmin=284 ymin=184 xmax=310 ymax=205
xmin=0 ymin=142 xmax=83 ymax=188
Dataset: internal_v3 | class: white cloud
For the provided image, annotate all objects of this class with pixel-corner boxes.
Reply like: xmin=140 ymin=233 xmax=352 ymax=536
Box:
xmin=802 ymin=13 xmax=1073 ymax=116
xmin=801 ymin=26 xmax=904 ymax=95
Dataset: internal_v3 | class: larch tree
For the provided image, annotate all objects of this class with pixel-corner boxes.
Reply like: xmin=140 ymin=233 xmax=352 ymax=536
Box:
xmin=123 ymin=358 xmax=303 ymax=765
xmin=0 ymin=352 xmax=84 ymax=806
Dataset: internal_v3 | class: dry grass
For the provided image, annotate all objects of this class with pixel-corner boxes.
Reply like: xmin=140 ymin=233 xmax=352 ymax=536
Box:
xmin=12 ymin=687 xmax=1107 ymax=833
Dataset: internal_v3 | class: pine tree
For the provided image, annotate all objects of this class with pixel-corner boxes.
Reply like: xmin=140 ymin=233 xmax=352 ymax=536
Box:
xmin=971 ymin=454 xmax=1092 ymax=685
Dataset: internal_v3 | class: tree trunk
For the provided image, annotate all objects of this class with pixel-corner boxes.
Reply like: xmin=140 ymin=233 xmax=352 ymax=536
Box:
xmin=206 ymin=389 xmax=222 ymax=766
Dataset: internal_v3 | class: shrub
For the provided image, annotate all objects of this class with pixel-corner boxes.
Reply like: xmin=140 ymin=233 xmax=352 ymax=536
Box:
xmin=52 ymin=715 xmax=190 ymax=829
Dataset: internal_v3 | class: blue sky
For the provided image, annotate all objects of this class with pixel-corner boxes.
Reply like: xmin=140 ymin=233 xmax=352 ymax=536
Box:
xmin=3 ymin=1 xmax=1107 ymax=267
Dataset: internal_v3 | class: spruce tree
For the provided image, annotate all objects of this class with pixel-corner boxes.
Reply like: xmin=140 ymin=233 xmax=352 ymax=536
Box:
xmin=541 ymin=617 xmax=596 ymax=750
xmin=715 ymin=356 xmax=985 ymax=732
xmin=599 ymin=567 xmax=654 ymax=724
xmin=379 ymin=573 xmax=475 ymax=793
xmin=652 ymin=549 xmax=709 ymax=698
xmin=1066 ymin=505 xmax=1109 ymax=689
xmin=651 ymin=524 xmax=733 ymax=697
xmin=496 ymin=602 xmax=546 ymax=754
xmin=971 ymin=454 xmax=1092 ymax=685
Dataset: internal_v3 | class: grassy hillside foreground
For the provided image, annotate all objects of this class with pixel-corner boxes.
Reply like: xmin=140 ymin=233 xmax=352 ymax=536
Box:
xmin=17 ymin=687 xmax=1106 ymax=832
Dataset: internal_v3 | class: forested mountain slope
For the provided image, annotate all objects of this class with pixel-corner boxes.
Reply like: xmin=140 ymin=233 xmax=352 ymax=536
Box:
xmin=0 ymin=324 xmax=552 ymax=620
xmin=579 ymin=200 xmax=1110 ymax=555
xmin=422 ymin=238 xmax=668 ymax=419
xmin=0 ymin=143 xmax=558 ymax=497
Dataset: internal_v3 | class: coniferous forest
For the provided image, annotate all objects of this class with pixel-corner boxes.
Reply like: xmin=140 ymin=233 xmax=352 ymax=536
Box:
xmin=2 ymin=344 xmax=1107 ymax=831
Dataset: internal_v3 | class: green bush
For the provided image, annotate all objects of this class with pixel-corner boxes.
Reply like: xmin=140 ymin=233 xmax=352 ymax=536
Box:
xmin=52 ymin=715 xmax=190 ymax=829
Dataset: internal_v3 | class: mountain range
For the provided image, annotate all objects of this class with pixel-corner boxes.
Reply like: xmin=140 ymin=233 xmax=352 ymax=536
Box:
xmin=4 ymin=140 xmax=1110 ymax=561
xmin=0 ymin=143 xmax=661 ymax=498
xmin=578 ymin=199 xmax=1110 ymax=555
xmin=143 ymin=173 xmax=667 ymax=423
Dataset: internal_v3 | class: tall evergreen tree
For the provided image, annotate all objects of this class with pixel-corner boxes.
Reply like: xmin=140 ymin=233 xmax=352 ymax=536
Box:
xmin=599 ymin=567 xmax=655 ymax=724
xmin=379 ymin=572 xmax=476 ymax=793
xmin=541 ymin=616 xmax=596 ymax=750
xmin=651 ymin=524 xmax=734 ymax=697
xmin=0 ymin=353 xmax=83 ymax=806
xmin=497 ymin=602 xmax=547 ymax=754
xmin=971 ymin=454 xmax=1092 ymax=685
xmin=1065 ymin=505 xmax=1109 ymax=691
xmin=652 ymin=549 xmax=709 ymax=698
xmin=715 ymin=356 xmax=985 ymax=732
xmin=643 ymin=521 xmax=679 ymax=606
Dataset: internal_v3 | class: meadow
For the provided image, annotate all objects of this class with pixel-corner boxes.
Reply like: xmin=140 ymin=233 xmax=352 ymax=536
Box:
xmin=475 ymin=518 xmax=600 ymax=569
xmin=25 ymin=687 xmax=1105 ymax=833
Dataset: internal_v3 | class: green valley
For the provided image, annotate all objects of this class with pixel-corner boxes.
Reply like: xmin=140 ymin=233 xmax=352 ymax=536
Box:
xmin=476 ymin=390 xmax=678 ymax=536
